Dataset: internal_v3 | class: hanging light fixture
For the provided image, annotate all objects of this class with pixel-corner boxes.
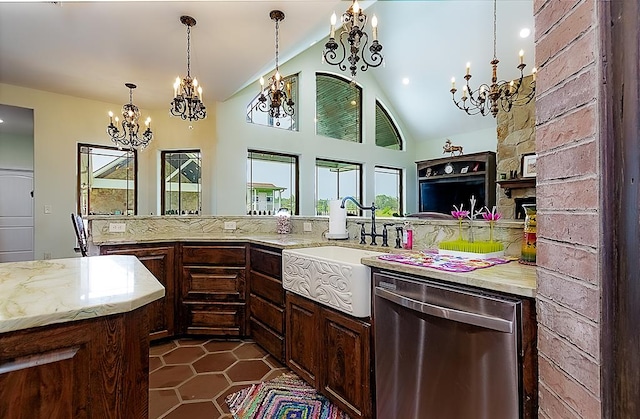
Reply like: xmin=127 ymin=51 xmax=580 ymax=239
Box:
xmin=251 ymin=10 xmax=295 ymax=126
xmin=107 ymin=83 xmax=153 ymax=150
xmin=322 ymin=0 xmax=383 ymax=78
xmin=170 ymin=15 xmax=206 ymax=121
xmin=450 ymin=0 xmax=536 ymax=117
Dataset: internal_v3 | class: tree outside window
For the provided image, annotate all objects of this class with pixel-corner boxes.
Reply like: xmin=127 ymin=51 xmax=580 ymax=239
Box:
xmin=375 ymin=166 xmax=403 ymax=217
xmin=247 ymin=151 xmax=298 ymax=215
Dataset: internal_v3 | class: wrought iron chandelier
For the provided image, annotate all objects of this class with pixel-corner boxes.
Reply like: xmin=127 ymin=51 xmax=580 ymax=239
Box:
xmin=170 ymin=15 xmax=206 ymax=122
xmin=450 ymin=0 xmax=536 ymax=117
xmin=251 ymin=10 xmax=295 ymax=126
xmin=322 ymin=0 xmax=383 ymax=78
xmin=107 ymin=83 xmax=153 ymax=150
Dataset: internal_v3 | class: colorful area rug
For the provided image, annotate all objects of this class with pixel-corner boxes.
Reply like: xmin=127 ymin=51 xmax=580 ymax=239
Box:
xmin=378 ymin=249 xmax=516 ymax=273
xmin=226 ymin=372 xmax=350 ymax=419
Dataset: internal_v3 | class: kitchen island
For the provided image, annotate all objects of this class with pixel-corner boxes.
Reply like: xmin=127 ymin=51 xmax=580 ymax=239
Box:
xmin=0 ymin=255 xmax=165 ymax=419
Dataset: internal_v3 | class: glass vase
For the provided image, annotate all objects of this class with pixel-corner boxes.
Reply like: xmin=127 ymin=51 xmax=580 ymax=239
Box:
xmin=519 ymin=204 xmax=537 ymax=265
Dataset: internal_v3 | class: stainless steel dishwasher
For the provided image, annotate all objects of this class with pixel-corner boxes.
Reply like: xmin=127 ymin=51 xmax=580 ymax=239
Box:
xmin=373 ymin=271 xmax=522 ymax=419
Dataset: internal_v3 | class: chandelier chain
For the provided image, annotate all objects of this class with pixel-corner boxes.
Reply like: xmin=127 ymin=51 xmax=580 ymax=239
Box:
xmin=186 ymin=24 xmax=191 ymax=77
xmin=274 ymin=18 xmax=280 ymax=70
xmin=493 ymin=0 xmax=497 ymax=60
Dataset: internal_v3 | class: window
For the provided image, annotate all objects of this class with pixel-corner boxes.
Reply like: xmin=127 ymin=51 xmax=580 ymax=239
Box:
xmin=247 ymin=150 xmax=298 ymax=215
xmin=315 ymin=159 xmax=362 ymax=215
xmin=77 ymin=143 xmax=137 ymax=216
xmin=161 ymin=150 xmax=202 ymax=215
xmin=316 ymin=73 xmax=362 ymax=143
xmin=246 ymin=74 xmax=299 ymax=131
xmin=375 ymin=100 xmax=403 ymax=150
xmin=375 ymin=166 xmax=403 ymax=217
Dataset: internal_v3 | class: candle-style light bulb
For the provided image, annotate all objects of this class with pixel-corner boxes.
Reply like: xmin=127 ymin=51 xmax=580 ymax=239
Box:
xmin=466 ymin=62 xmax=471 ymax=76
xmin=193 ymin=78 xmax=198 ymax=88
xmin=174 ymin=77 xmax=180 ymax=97
xmin=372 ymin=15 xmax=378 ymax=41
xmin=145 ymin=117 xmax=151 ymax=127
xmin=352 ymin=0 xmax=360 ymax=23
xmin=532 ymin=67 xmax=537 ymax=82
xmin=462 ymin=85 xmax=468 ymax=99
xmin=330 ymin=12 xmax=337 ymax=38
xmin=519 ymin=49 xmax=524 ymax=65
xmin=451 ymin=77 xmax=456 ymax=90
xmin=198 ymin=86 xmax=203 ymax=102
xmin=115 ymin=116 xmax=120 ymax=123
xmin=275 ymin=71 xmax=281 ymax=81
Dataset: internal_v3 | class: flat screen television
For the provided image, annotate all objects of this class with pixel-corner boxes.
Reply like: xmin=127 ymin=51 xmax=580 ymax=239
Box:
xmin=419 ymin=176 xmax=487 ymax=214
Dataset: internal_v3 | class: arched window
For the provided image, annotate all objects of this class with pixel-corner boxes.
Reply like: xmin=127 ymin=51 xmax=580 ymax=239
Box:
xmin=315 ymin=73 xmax=362 ymax=143
xmin=375 ymin=100 xmax=403 ymax=150
xmin=246 ymin=74 xmax=299 ymax=131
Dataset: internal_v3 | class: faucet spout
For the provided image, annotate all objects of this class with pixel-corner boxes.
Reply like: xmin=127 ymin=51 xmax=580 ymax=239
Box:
xmin=340 ymin=196 xmax=365 ymax=210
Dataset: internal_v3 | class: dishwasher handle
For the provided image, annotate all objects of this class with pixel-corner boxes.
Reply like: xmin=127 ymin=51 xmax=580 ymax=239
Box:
xmin=374 ymin=286 xmax=514 ymax=333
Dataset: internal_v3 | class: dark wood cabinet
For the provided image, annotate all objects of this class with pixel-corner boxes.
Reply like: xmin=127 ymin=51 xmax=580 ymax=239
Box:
xmin=100 ymin=243 xmax=176 ymax=341
xmin=285 ymin=291 xmax=372 ymax=419
xmin=179 ymin=243 xmax=248 ymax=337
xmin=248 ymin=245 xmax=286 ymax=362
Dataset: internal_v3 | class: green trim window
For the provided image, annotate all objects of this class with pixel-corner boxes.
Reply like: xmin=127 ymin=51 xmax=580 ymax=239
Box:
xmin=77 ymin=143 xmax=137 ymax=216
xmin=246 ymin=73 xmax=299 ymax=131
xmin=375 ymin=100 xmax=403 ymax=150
xmin=161 ymin=150 xmax=202 ymax=215
xmin=247 ymin=150 xmax=299 ymax=215
xmin=315 ymin=158 xmax=362 ymax=216
xmin=315 ymin=73 xmax=362 ymax=143
xmin=375 ymin=166 xmax=403 ymax=217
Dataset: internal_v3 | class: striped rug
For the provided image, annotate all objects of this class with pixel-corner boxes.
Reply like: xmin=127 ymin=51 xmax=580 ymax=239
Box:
xmin=226 ymin=372 xmax=350 ymax=419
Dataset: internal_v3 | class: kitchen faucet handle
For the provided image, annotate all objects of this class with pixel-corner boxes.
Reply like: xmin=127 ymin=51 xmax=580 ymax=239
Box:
xmin=356 ymin=222 xmax=367 ymax=245
xmin=394 ymin=225 xmax=404 ymax=249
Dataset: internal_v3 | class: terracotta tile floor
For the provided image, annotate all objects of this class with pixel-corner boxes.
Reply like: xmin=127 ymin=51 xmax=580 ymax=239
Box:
xmin=149 ymin=338 xmax=289 ymax=419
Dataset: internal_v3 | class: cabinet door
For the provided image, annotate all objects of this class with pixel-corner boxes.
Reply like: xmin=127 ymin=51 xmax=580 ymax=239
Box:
xmin=285 ymin=292 xmax=319 ymax=386
xmin=100 ymin=245 xmax=175 ymax=341
xmin=182 ymin=266 xmax=245 ymax=302
xmin=320 ymin=308 xmax=372 ymax=419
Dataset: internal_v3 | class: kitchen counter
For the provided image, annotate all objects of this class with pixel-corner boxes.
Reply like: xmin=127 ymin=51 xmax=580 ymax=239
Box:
xmin=0 ymin=255 xmax=165 ymax=334
xmin=362 ymin=255 xmax=537 ymax=298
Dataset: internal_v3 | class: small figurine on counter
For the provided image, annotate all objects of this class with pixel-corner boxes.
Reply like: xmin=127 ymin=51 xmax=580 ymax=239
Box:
xmin=443 ymin=139 xmax=464 ymax=156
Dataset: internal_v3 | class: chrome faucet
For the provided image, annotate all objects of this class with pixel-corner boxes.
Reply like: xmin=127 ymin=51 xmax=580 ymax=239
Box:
xmin=340 ymin=196 xmax=389 ymax=246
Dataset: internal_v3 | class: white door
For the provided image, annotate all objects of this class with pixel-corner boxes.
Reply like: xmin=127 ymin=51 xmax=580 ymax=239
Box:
xmin=0 ymin=169 xmax=34 ymax=262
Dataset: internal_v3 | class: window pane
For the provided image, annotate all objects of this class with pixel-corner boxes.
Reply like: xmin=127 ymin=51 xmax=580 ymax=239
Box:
xmin=375 ymin=101 xmax=402 ymax=150
xmin=77 ymin=144 xmax=136 ymax=216
xmin=247 ymin=151 xmax=298 ymax=215
xmin=315 ymin=159 xmax=362 ymax=215
xmin=246 ymin=74 xmax=299 ymax=131
xmin=375 ymin=166 xmax=402 ymax=217
xmin=162 ymin=151 xmax=201 ymax=215
xmin=316 ymin=73 xmax=362 ymax=143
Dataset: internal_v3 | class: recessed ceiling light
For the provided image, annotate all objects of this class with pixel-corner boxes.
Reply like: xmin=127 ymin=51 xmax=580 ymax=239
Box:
xmin=520 ymin=28 xmax=531 ymax=38
xmin=0 ymin=119 xmax=4 ymax=124
xmin=402 ymin=77 xmax=410 ymax=85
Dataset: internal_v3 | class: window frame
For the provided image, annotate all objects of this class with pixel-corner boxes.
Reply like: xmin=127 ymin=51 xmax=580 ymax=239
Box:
xmin=315 ymin=158 xmax=363 ymax=216
xmin=160 ymin=149 xmax=202 ymax=215
xmin=374 ymin=165 xmax=404 ymax=217
xmin=315 ymin=72 xmax=363 ymax=143
xmin=247 ymin=149 xmax=300 ymax=215
xmin=77 ymin=143 xmax=138 ymax=216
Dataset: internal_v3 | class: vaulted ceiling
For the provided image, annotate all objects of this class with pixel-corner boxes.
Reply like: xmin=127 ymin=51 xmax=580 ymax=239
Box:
xmin=0 ymin=0 xmax=534 ymax=143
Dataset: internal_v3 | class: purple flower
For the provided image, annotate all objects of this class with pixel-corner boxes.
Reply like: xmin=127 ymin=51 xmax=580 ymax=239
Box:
xmin=451 ymin=210 xmax=470 ymax=220
xmin=482 ymin=206 xmax=502 ymax=221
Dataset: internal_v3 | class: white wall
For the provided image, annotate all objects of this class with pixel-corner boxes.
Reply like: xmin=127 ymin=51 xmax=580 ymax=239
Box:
xmin=414 ymin=126 xmax=497 ymax=161
xmin=215 ymin=40 xmax=418 ymax=216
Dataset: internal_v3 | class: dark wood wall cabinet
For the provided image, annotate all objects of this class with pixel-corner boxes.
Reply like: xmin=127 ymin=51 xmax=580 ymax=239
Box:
xmin=286 ymin=292 xmax=372 ymax=419
xmin=248 ymin=245 xmax=286 ymax=363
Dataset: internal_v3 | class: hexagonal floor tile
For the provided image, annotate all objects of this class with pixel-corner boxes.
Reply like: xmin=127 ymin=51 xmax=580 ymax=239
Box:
xmin=163 ymin=401 xmax=218 ymax=419
xmin=233 ymin=343 xmax=268 ymax=360
xmin=178 ymin=373 xmax=230 ymax=401
xmin=149 ymin=356 xmax=163 ymax=373
xmin=149 ymin=365 xmax=194 ymax=389
xmin=204 ymin=340 xmax=243 ymax=353
xmin=162 ymin=346 xmax=206 ymax=365
xmin=193 ymin=352 xmax=238 ymax=373
xmin=149 ymin=389 xmax=180 ymax=419
xmin=149 ymin=340 xmax=177 ymax=356
xmin=226 ymin=359 xmax=272 ymax=382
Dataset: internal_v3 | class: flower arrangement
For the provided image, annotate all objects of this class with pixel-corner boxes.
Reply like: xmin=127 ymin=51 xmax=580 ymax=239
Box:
xmin=438 ymin=196 xmax=504 ymax=257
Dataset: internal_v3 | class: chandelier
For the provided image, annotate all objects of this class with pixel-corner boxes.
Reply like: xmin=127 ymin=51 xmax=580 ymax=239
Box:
xmin=323 ymin=0 xmax=383 ymax=78
xmin=450 ymin=0 xmax=536 ymax=117
xmin=107 ymin=83 xmax=153 ymax=150
xmin=250 ymin=10 xmax=295 ymax=126
xmin=170 ymin=15 xmax=206 ymax=122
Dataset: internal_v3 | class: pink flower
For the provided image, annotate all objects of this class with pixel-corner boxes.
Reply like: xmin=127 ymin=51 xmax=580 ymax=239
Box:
xmin=482 ymin=206 xmax=502 ymax=221
xmin=451 ymin=210 xmax=470 ymax=220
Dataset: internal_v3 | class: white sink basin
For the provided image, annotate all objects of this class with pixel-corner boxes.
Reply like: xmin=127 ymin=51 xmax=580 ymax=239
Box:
xmin=282 ymin=246 xmax=384 ymax=317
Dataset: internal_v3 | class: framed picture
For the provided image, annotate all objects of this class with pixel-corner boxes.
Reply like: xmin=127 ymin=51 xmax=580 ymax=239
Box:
xmin=521 ymin=153 xmax=537 ymax=178
xmin=460 ymin=166 xmax=469 ymax=174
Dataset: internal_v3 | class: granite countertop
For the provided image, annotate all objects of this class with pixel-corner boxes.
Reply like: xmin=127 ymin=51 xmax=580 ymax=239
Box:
xmin=0 ymin=255 xmax=165 ymax=334
xmin=362 ymin=256 xmax=537 ymax=298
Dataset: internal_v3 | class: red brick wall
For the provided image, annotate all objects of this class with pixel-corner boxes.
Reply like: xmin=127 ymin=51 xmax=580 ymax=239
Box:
xmin=534 ymin=0 xmax=602 ymax=417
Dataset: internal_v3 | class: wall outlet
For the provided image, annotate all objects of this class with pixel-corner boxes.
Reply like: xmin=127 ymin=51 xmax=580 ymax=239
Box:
xmin=303 ymin=222 xmax=313 ymax=232
xmin=44 ymin=205 xmax=52 ymax=214
xmin=224 ymin=221 xmax=237 ymax=230
xmin=43 ymin=252 xmax=51 ymax=260
xmin=109 ymin=222 xmax=126 ymax=233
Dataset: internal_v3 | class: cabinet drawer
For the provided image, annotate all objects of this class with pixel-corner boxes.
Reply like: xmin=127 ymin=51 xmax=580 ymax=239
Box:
xmin=182 ymin=266 xmax=245 ymax=301
xmin=250 ymin=318 xmax=285 ymax=363
xmin=250 ymin=293 xmax=284 ymax=334
xmin=250 ymin=246 xmax=282 ymax=278
xmin=182 ymin=244 xmax=246 ymax=265
xmin=182 ymin=302 xmax=245 ymax=336
xmin=250 ymin=271 xmax=284 ymax=306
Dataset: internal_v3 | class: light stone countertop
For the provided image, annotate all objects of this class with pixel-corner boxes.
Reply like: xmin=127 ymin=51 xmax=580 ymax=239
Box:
xmin=362 ymin=256 xmax=537 ymax=298
xmin=0 ymin=255 xmax=165 ymax=334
